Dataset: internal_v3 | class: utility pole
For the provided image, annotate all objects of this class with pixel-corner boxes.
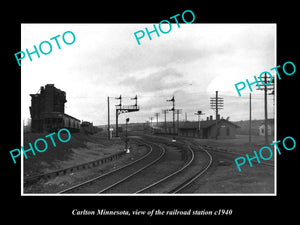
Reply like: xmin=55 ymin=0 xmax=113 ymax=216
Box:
xmin=167 ymin=96 xmax=175 ymax=134
xmin=107 ymin=96 xmax=110 ymax=140
xmin=210 ymin=91 xmax=224 ymax=140
xmin=175 ymin=109 xmax=182 ymax=134
xmin=264 ymin=78 xmax=268 ymax=145
xmin=249 ymin=93 xmax=252 ymax=147
xmin=256 ymin=73 xmax=274 ymax=145
xmin=162 ymin=109 xmax=168 ymax=134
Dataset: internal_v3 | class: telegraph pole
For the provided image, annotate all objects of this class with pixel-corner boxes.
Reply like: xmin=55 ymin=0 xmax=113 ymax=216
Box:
xmin=107 ymin=96 xmax=110 ymax=140
xmin=216 ymin=91 xmax=218 ymax=125
xmin=162 ymin=109 xmax=168 ymax=134
xmin=249 ymin=93 xmax=252 ymax=147
xmin=210 ymin=91 xmax=224 ymax=140
xmin=175 ymin=109 xmax=182 ymax=134
xmin=264 ymin=77 xmax=268 ymax=144
xmin=256 ymin=73 xmax=274 ymax=145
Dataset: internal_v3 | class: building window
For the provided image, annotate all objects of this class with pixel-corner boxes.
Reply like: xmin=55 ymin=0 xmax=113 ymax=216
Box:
xmin=226 ymin=127 xmax=230 ymax=136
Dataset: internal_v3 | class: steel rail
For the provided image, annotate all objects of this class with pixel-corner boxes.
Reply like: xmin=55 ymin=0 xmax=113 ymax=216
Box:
xmin=59 ymin=140 xmax=155 ymax=194
xmin=135 ymin=142 xmax=195 ymax=194
xmin=97 ymin=143 xmax=166 ymax=193
xmin=170 ymin=144 xmax=213 ymax=193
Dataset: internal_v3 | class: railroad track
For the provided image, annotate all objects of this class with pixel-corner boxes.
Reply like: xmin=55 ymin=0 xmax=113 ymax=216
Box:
xmin=135 ymin=143 xmax=213 ymax=194
xmin=59 ymin=140 xmax=165 ymax=194
xmin=97 ymin=142 xmax=167 ymax=193
xmin=59 ymin=136 xmax=213 ymax=194
xmin=94 ymin=140 xmax=194 ymax=194
xmin=169 ymin=144 xmax=213 ymax=193
xmin=98 ymin=140 xmax=194 ymax=194
xmin=58 ymin=134 xmax=221 ymax=194
xmin=28 ymin=133 xmax=274 ymax=194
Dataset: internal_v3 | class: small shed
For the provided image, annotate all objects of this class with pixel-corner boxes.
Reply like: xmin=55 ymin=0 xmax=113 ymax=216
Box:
xmin=258 ymin=124 xmax=271 ymax=136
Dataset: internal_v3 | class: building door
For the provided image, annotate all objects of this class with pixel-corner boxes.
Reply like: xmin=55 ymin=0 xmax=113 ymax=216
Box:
xmin=226 ymin=127 xmax=230 ymax=136
xmin=203 ymin=128 xmax=208 ymax=138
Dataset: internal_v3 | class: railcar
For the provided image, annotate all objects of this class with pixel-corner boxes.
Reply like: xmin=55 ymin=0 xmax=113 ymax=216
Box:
xmin=81 ymin=121 xmax=96 ymax=134
xmin=43 ymin=112 xmax=80 ymax=132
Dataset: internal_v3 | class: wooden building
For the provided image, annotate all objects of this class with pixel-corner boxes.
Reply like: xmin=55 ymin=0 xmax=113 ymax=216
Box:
xmin=178 ymin=118 xmax=240 ymax=139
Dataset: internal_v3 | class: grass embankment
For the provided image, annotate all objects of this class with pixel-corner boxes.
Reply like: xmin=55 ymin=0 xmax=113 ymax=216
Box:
xmin=23 ymin=132 xmax=124 ymax=177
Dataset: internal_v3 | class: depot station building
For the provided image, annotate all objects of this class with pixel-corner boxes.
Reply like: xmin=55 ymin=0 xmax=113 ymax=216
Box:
xmin=152 ymin=115 xmax=240 ymax=139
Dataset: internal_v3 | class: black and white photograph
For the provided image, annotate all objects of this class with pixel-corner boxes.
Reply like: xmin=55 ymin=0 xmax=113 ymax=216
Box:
xmin=21 ymin=23 xmax=276 ymax=195
xmin=4 ymin=4 xmax=298 ymax=224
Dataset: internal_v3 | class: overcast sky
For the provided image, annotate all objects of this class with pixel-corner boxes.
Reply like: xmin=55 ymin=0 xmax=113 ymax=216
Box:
xmin=21 ymin=23 xmax=276 ymax=126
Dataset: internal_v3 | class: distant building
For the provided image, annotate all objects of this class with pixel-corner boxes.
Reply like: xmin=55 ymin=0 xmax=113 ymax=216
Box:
xmin=178 ymin=117 xmax=240 ymax=139
xmin=29 ymin=84 xmax=80 ymax=132
xmin=81 ymin=121 xmax=96 ymax=134
xmin=258 ymin=124 xmax=272 ymax=136
xmin=151 ymin=115 xmax=240 ymax=139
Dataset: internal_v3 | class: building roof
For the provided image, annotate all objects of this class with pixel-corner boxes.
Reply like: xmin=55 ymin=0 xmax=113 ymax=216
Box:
xmin=258 ymin=124 xmax=272 ymax=128
xmin=64 ymin=113 xmax=81 ymax=122
xmin=40 ymin=112 xmax=80 ymax=121
xmin=179 ymin=119 xmax=240 ymax=130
